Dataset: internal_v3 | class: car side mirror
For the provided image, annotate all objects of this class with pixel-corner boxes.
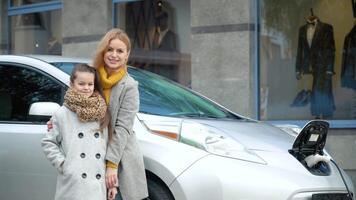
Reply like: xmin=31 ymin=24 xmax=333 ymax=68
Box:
xmin=29 ymin=102 xmax=60 ymax=117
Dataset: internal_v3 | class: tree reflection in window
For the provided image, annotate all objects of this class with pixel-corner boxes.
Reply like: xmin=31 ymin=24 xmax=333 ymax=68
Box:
xmin=129 ymin=67 xmax=239 ymax=119
xmin=0 ymin=65 xmax=63 ymax=122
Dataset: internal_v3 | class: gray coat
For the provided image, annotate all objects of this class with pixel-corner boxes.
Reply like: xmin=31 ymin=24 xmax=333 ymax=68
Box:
xmin=42 ymin=106 xmax=108 ymax=200
xmin=105 ymin=74 xmax=148 ymax=200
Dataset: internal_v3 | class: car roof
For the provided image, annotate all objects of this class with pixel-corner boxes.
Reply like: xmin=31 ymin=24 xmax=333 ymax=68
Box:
xmin=26 ymin=54 xmax=91 ymax=64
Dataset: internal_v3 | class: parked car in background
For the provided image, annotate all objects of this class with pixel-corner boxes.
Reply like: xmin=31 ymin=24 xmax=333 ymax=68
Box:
xmin=0 ymin=55 xmax=354 ymax=200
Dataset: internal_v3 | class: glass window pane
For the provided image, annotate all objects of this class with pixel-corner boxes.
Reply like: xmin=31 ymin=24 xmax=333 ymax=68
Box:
xmin=260 ymin=0 xmax=356 ymax=120
xmin=129 ymin=67 xmax=239 ymax=119
xmin=0 ymin=64 xmax=64 ymax=122
xmin=10 ymin=0 xmax=57 ymax=7
xmin=51 ymin=62 xmax=84 ymax=74
xmin=10 ymin=9 xmax=62 ymax=55
xmin=114 ymin=0 xmax=191 ymax=86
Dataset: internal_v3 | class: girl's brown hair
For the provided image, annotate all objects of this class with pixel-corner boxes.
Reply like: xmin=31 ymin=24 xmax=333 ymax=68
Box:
xmin=70 ymin=64 xmax=112 ymax=139
xmin=93 ymin=28 xmax=131 ymax=69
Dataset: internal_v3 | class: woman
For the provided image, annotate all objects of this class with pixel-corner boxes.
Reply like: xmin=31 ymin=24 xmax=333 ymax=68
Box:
xmin=94 ymin=28 xmax=148 ymax=200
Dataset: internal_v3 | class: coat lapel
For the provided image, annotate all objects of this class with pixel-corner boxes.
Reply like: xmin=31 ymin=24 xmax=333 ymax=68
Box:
xmin=300 ymin=25 xmax=309 ymax=49
xmin=109 ymin=74 xmax=128 ymax=127
xmin=310 ymin=21 xmax=321 ymax=49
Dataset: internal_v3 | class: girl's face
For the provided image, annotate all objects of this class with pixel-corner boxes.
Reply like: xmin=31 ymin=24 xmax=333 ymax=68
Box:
xmin=71 ymin=71 xmax=95 ymax=97
xmin=103 ymin=38 xmax=130 ymax=74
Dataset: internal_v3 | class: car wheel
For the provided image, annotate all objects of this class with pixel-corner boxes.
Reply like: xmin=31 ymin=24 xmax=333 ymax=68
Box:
xmin=147 ymin=178 xmax=174 ymax=200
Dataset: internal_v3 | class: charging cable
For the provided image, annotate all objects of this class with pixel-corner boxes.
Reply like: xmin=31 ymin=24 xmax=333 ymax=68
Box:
xmin=330 ymin=159 xmax=354 ymax=200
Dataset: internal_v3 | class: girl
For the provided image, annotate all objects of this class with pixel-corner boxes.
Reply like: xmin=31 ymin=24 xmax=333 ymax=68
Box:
xmin=42 ymin=64 xmax=117 ymax=200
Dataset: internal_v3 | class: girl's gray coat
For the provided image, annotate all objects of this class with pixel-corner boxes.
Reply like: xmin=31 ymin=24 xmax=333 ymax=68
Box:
xmin=42 ymin=106 xmax=108 ymax=200
xmin=105 ymin=74 xmax=148 ymax=200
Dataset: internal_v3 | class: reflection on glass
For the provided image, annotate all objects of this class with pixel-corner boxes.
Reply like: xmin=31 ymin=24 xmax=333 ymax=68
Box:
xmin=129 ymin=67 xmax=239 ymax=119
xmin=114 ymin=0 xmax=191 ymax=86
xmin=0 ymin=0 xmax=7 ymax=54
xmin=0 ymin=65 xmax=63 ymax=121
xmin=260 ymin=0 xmax=356 ymax=120
xmin=10 ymin=0 xmax=55 ymax=7
xmin=10 ymin=9 xmax=62 ymax=55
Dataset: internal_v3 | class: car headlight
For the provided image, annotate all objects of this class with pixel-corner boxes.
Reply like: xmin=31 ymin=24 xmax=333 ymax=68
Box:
xmin=139 ymin=118 xmax=266 ymax=164
xmin=179 ymin=121 xmax=266 ymax=164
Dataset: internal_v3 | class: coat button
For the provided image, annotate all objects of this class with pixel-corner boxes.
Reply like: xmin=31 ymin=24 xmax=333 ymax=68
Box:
xmin=80 ymin=153 xmax=86 ymax=158
xmin=95 ymin=153 xmax=101 ymax=159
xmin=94 ymin=132 xmax=100 ymax=138
xmin=82 ymin=173 xmax=87 ymax=179
xmin=96 ymin=174 xmax=101 ymax=179
xmin=78 ymin=132 xmax=84 ymax=138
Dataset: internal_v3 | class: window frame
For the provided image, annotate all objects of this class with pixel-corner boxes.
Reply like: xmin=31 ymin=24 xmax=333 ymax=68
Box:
xmin=7 ymin=0 xmax=62 ymax=16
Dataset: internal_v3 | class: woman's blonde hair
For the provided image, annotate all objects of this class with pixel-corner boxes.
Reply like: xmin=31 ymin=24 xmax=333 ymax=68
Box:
xmin=93 ymin=28 xmax=131 ymax=69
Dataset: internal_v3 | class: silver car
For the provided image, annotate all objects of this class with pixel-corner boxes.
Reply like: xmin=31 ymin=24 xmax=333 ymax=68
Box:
xmin=0 ymin=55 xmax=354 ymax=200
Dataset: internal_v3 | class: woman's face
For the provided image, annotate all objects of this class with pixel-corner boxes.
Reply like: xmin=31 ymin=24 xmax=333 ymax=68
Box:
xmin=104 ymin=38 xmax=130 ymax=74
xmin=71 ymin=71 xmax=95 ymax=97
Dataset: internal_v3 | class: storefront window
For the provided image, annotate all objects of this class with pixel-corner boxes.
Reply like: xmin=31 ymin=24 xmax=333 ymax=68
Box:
xmin=10 ymin=0 xmax=57 ymax=7
xmin=260 ymin=0 xmax=356 ymax=120
xmin=0 ymin=1 xmax=8 ymax=54
xmin=114 ymin=0 xmax=191 ymax=86
xmin=10 ymin=9 xmax=61 ymax=55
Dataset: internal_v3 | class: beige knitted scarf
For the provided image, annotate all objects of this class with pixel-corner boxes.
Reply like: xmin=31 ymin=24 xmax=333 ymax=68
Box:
xmin=63 ymin=88 xmax=107 ymax=122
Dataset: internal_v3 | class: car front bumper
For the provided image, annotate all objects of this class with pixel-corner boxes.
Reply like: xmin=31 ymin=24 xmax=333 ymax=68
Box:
xmin=169 ymin=153 xmax=354 ymax=200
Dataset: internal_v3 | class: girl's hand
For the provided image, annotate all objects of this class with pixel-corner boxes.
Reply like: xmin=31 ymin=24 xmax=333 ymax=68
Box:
xmin=108 ymin=187 xmax=117 ymax=200
xmin=106 ymin=167 xmax=118 ymax=188
xmin=47 ymin=120 xmax=53 ymax=132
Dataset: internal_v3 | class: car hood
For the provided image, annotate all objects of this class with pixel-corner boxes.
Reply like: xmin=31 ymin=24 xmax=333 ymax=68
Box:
xmin=196 ymin=120 xmax=296 ymax=152
xmin=137 ymin=114 xmax=296 ymax=152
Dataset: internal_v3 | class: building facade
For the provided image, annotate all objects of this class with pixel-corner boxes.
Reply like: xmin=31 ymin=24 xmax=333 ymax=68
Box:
xmin=1 ymin=0 xmax=355 ymax=186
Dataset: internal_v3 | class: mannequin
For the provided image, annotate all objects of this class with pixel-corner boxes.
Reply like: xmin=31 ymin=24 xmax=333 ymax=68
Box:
xmin=341 ymin=23 xmax=356 ymax=118
xmin=295 ymin=12 xmax=336 ymax=119
xmin=341 ymin=23 xmax=356 ymax=90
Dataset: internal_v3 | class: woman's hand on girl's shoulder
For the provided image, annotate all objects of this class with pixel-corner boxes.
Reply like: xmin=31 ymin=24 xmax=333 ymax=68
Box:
xmin=47 ymin=120 xmax=53 ymax=132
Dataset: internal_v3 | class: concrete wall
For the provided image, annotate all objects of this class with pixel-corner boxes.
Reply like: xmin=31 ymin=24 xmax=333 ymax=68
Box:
xmin=191 ymin=0 xmax=255 ymax=118
xmin=62 ymin=0 xmax=112 ymax=58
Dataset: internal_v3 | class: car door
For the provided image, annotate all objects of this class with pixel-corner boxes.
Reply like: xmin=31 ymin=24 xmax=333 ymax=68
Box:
xmin=0 ymin=63 xmax=66 ymax=200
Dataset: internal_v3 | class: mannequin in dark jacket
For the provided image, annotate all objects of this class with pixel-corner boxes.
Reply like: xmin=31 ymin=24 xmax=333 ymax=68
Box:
xmin=341 ymin=24 xmax=356 ymax=90
xmin=153 ymin=11 xmax=177 ymax=51
xmin=151 ymin=11 xmax=179 ymax=81
xmin=295 ymin=18 xmax=336 ymax=118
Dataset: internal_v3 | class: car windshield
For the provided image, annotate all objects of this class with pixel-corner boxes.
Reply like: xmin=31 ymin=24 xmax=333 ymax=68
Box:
xmin=51 ymin=62 xmax=240 ymax=119
xmin=51 ymin=62 xmax=82 ymax=74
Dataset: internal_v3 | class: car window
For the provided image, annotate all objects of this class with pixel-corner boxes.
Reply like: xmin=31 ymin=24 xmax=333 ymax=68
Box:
xmin=129 ymin=68 xmax=240 ymax=119
xmin=0 ymin=64 xmax=65 ymax=122
xmin=50 ymin=62 xmax=240 ymax=119
xmin=51 ymin=62 xmax=84 ymax=74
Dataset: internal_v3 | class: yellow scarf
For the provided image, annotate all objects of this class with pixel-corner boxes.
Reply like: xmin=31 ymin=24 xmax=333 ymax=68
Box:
xmin=98 ymin=65 xmax=127 ymax=104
